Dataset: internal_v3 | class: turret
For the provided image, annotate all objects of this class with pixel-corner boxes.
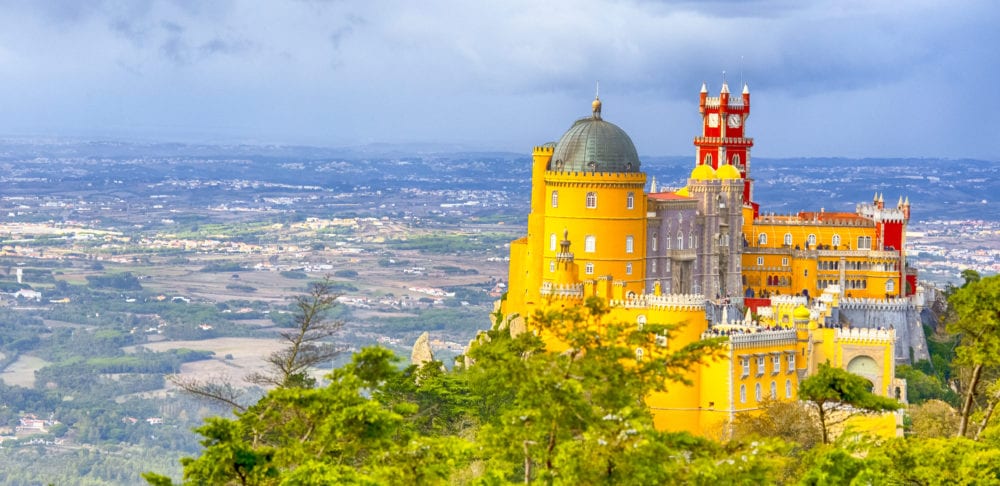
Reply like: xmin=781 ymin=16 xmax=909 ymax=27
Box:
xmin=902 ymin=196 xmax=910 ymax=220
xmin=720 ymin=81 xmax=730 ymax=111
xmin=877 ymin=193 xmax=884 ymax=210
xmin=699 ymin=82 xmax=708 ymax=114
xmin=742 ymin=83 xmax=750 ymax=108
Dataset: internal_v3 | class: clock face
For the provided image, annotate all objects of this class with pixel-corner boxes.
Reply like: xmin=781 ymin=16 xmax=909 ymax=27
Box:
xmin=708 ymin=113 xmax=719 ymax=128
xmin=727 ymin=114 xmax=741 ymax=128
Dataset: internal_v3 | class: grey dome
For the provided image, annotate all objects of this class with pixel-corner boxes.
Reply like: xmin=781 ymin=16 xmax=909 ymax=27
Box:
xmin=549 ymin=107 xmax=641 ymax=173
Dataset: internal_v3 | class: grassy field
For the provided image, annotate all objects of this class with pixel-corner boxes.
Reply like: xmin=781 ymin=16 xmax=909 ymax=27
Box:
xmin=125 ymin=337 xmax=288 ymax=388
xmin=1 ymin=355 xmax=51 ymax=388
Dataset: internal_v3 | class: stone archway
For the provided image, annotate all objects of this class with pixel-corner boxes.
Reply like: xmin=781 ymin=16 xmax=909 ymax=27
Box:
xmin=846 ymin=355 xmax=882 ymax=394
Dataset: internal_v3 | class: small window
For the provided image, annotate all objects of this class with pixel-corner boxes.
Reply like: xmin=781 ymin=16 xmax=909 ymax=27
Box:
xmin=585 ymin=236 xmax=596 ymax=253
xmin=626 ymin=192 xmax=635 ymax=210
xmin=782 ymin=257 xmax=789 ymax=266
xmin=637 ymin=315 xmax=646 ymax=330
xmin=705 ymin=154 xmax=713 ymax=166
xmin=770 ymin=381 xmax=777 ymax=400
xmin=549 ymin=261 xmax=555 ymax=272
xmin=585 ymin=262 xmax=594 ymax=275
xmin=740 ymin=384 xmax=747 ymax=403
xmin=772 ymin=354 xmax=781 ymax=374
xmin=758 ymin=233 xmax=767 ymax=245
xmin=651 ymin=260 xmax=657 ymax=272
xmin=550 ymin=233 xmax=557 ymax=251
xmin=787 ymin=353 xmax=795 ymax=371
xmin=551 ymin=191 xmax=558 ymax=208
xmin=733 ymin=154 xmax=741 ymax=166
xmin=786 ymin=379 xmax=793 ymax=398
xmin=807 ymin=234 xmax=817 ymax=247
xmin=784 ymin=233 xmax=792 ymax=246
xmin=755 ymin=383 xmax=762 ymax=402
xmin=832 ymin=234 xmax=841 ymax=246
xmin=757 ymin=257 xmax=764 ymax=266
xmin=625 ymin=236 xmax=634 ymax=254
xmin=689 ymin=235 xmax=695 ymax=249
xmin=625 ymin=262 xmax=633 ymax=275
xmin=741 ymin=358 xmax=750 ymax=377
xmin=677 ymin=235 xmax=684 ymax=250
xmin=586 ymin=192 xmax=597 ymax=209
xmin=886 ymin=279 xmax=895 ymax=293
xmin=651 ymin=235 xmax=658 ymax=252
xmin=757 ymin=356 xmax=766 ymax=375
xmin=635 ymin=347 xmax=644 ymax=362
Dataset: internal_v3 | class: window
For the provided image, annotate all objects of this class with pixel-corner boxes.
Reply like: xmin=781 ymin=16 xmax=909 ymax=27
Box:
xmin=651 ymin=235 xmax=658 ymax=252
xmin=656 ymin=333 xmax=667 ymax=347
xmin=755 ymin=383 xmax=762 ymax=402
xmin=772 ymin=354 xmax=781 ymax=374
xmin=733 ymin=154 xmax=741 ymax=166
xmin=625 ymin=235 xmax=634 ymax=254
xmin=705 ymin=154 xmax=713 ymax=166
xmin=807 ymin=234 xmax=817 ymax=247
xmin=626 ymin=192 xmax=635 ymax=209
xmin=689 ymin=234 xmax=695 ymax=249
xmin=858 ymin=236 xmax=872 ymax=250
xmin=832 ymin=234 xmax=841 ymax=246
xmin=550 ymin=233 xmax=557 ymax=251
xmin=758 ymin=233 xmax=767 ymax=245
xmin=784 ymin=233 xmax=792 ymax=246
xmin=549 ymin=261 xmax=555 ymax=272
xmin=740 ymin=384 xmax=747 ymax=403
xmin=786 ymin=379 xmax=793 ymax=398
xmin=886 ymin=279 xmax=895 ymax=293
xmin=677 ymin=235 xmax=684 ymax=250
xmin=782 ymin=257 xmax=789 ymax=266
xmin=551 ymin=191 xmax=558 ymax=208
xmin=625 ymin=262 xmax=633 ymax=275
xmin=585 ymin=235 xmax=596 ymax=253
xmin=635 ymin=347 xmax=644 ymax=362
xmin=787 ymin=353 xmax=795 ymax=371
xmin=651 ymin=260 xmax=657 ymax=272
xmin=770 ymin=381 xmax=777 ymax=399
xmin=585 ymin=262 xmax=594 ymax=275
xmin=757 ymin=356 xmax=766 ymax=375
xmin=585 ymin=192 xmax=597 ymax=209
xmin=637 ymin=315 xmax=646 ymax=330
xmin=757 ymin=257 xmax=764 ymax=266
xmin=741 ymin=358 xmax=750 ymax=377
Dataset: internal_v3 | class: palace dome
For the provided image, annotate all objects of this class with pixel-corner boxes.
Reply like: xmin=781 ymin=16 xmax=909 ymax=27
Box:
xmin=716 ymin=164 xmax=742 ymax=179
xmin=675 ymin=186 xmax=690 ymax=197
xmin=793 ymin=305 xmax=811 ymax=320
xmin=690 ymin=164 xmax=717 ymax=180
xmin=549 ymin=98 xmax=641 ymax=173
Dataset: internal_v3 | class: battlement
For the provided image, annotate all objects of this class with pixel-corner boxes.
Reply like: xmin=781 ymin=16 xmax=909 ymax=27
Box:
xmin=609 ymin=293 xmax=705 ymax=311
xmin=702 ymin=98 xmax=745 ymax=109
xmin=770 ymin=295 xmax=808 ymax=307
xmin=702 ymin=326 xmax=797 ymax=348
xmin=839 ymin=297 xmax=912 ymax=311
xmin=539 ymin=281 xmax=584 ymax=299
xmin=856 ymin=203 xmax=907 ymax=223
xmin=532 ymin=145 xmax=555 ymax=154
xmin=544 ymin=171 xmax=647 ymax=183
xmin=835 ymin=327 xmax=895 ymax=344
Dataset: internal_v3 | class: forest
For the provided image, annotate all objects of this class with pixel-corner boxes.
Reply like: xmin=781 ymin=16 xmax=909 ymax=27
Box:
xmin=142 ymin=274 xmax=1000 ymax=485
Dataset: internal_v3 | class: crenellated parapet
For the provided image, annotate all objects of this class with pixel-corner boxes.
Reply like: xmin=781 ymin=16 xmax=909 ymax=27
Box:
xmin=836 ymin=327 xmax=895 ymax=344
xmin=856 ymin=203 xmax=907 ymax=223
xmin=771 ymin=295 xmax=808 ymax=307
xmin=610 ymin=293 xmax=705 ymax=311
xmin=701 ymin=327 xmax=798 ymax=348
xmin=540 ymin=281 xmax=584 ymax=299
xmin=839 ymin=297 xmax=912 ymax=311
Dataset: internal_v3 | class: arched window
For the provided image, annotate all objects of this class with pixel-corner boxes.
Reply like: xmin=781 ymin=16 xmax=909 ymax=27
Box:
xmin=549 ymin=261 xmax=555 ymax=272
xmin=626 ymin=192 xmax=635 ymax=210
xmin=705 ymin=154 xmax=713 ymax=166
xmin=625 ymin=262 xmax=633 ymax=275
xmin=584 ymin=262 xmax=594 ymax=275
xmin=651 ymin=260 xmax=657 ymax=273
xmin=755 ymin=383 xmax=762 ymax=402
xmin=786 ymin=380 xmax=792 ymax=398
xmin=758 ymin=233 xmax=767 ymax=245
xmin=770 ymin=381 xmax=777 ymax=399
xmin=886 ymin=279 xmax=895 ymax=293
xmin=585 ymin=235 xmax=596 ymax=253
xmin=635 ymin=347 xmax=644 ymax=362
xmin=784 ymin=233 xmax=792 ymax=246
xmin=832 ymin=234 xmax=841 ymax=247
xmin=637 ymin=315 xmax=647 ymax=330
xmin=625 ymin=235 xmax=634 ymax=254
xmin=740 ymin=385 xmax=747 ymax=403
xmin=757 ymin=257 xmax=764 ymax=266
xmin=551 ymin=191 xmax=558 ymax=208
xmin=677 ymin=235 xmax=684 ymax=250
xmin=689 ymin=234 xmax=695 ymax=249
xmin=550 ymin=233 xmax=557 ymax=251
xmin=807 ymin=234 xmax=817 ymax=247
xmin=733 ymin=154 xmax=741 ymax=166
xmin=651 ymin=235 xmax=658 ymax=251
xmin=585 ymin=192 xmax=597 ymax=209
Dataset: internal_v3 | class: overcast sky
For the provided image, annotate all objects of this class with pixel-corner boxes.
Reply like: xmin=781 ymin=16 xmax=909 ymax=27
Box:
xmin=1 ymin=0 xmax=997 ymax=159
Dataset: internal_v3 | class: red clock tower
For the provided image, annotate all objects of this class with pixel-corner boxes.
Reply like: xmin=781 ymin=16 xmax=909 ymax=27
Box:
xmin=695 ymin=81 xmax=755 ymax=208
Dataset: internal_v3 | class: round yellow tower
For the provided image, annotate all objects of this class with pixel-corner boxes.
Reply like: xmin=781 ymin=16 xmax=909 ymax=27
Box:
xmin=540 ymin=97 xmax=647 ymax=295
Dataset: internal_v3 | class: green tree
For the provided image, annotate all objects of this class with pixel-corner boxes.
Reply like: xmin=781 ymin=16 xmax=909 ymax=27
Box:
xmin=798 ymin=363 xmax=900 ymax=444
xmin=948 ymin=274 xmax=1000 ymax=438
